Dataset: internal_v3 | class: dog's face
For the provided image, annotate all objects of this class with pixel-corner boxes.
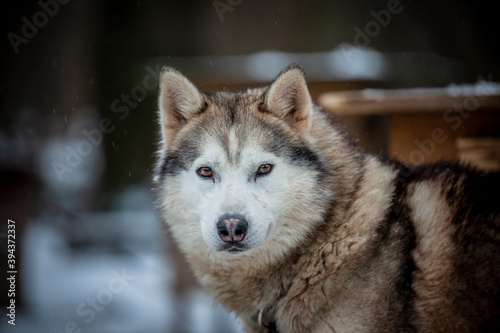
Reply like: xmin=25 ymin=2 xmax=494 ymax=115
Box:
xmin=175 ymin=138 xmax=300 ymax=253
xmin=154 ymin=65 xmax=331 ymax=257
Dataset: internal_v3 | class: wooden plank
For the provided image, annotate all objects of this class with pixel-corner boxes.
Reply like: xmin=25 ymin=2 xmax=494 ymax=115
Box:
xmin=318 ymin=85 xmax=500 ymax=116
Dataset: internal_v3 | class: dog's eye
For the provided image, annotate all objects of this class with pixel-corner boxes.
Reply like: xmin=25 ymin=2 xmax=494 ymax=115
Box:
xmin=257 ymin=163 xmax=273 ymax=176
xmin=197 ymin=166 xmax=213 ymax=178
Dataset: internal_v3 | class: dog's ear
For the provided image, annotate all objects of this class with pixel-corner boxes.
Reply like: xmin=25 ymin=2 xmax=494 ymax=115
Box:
xmin=158 ymin=67 xmax=203 ymax=145
xmin=265 ymin=64 xmax=313 ymax=133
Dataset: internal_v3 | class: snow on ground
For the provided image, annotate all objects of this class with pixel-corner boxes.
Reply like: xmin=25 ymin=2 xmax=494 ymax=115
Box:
xmin=1 ymin=191 xmax=242 ymax=333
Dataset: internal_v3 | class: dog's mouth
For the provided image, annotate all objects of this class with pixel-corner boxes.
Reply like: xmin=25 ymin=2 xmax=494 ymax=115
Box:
xmin=220 ymin=243 xmax=247 ymax=254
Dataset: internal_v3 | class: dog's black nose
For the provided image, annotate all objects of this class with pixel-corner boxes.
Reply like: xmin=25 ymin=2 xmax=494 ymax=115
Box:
xmin=217 ymin=215 xmax=248 ymax=243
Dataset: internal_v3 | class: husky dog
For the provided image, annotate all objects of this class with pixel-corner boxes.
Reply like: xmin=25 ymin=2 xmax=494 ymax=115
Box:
xmin=153 ymin=64 xmax=500 ymax=332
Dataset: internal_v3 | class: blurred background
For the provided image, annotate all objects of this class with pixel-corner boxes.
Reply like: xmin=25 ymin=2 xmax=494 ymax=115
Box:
xmin=1 ymin=0 xmax=500 ymax=332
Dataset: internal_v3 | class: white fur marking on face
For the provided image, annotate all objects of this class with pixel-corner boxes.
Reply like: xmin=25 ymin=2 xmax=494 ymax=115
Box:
xmin=162 ymin=131 xmax=328 ymax=263
xmin=170 ymin=138 xmax=290 ymax=254
xmin=228 ymin=127 xmax=239 ymax=163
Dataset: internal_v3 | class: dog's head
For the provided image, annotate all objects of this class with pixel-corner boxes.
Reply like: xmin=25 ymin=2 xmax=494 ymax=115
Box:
xmin=154 ymin=64 xmax=332 ymax=259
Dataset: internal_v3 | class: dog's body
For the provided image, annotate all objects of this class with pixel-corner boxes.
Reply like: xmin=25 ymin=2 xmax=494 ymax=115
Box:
xmin=153 ymin=64 xmax=500 ymax=332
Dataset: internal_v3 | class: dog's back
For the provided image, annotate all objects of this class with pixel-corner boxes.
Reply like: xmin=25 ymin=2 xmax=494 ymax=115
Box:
xmin=402 ymin=162 xmax=500 ymax=331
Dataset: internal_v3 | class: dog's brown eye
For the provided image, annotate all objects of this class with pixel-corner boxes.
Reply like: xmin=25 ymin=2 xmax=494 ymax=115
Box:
xmin=257 ymin=163 xmax=273 ymax=175
xmin=197 ymin=166 xmax=213 ymax=178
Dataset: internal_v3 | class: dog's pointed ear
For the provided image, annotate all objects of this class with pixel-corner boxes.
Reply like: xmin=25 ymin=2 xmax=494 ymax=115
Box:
xmin=158 ymin=67 xmax=203 ymax=145
xmin=264 ymin=64 xmax=313 ymax=133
